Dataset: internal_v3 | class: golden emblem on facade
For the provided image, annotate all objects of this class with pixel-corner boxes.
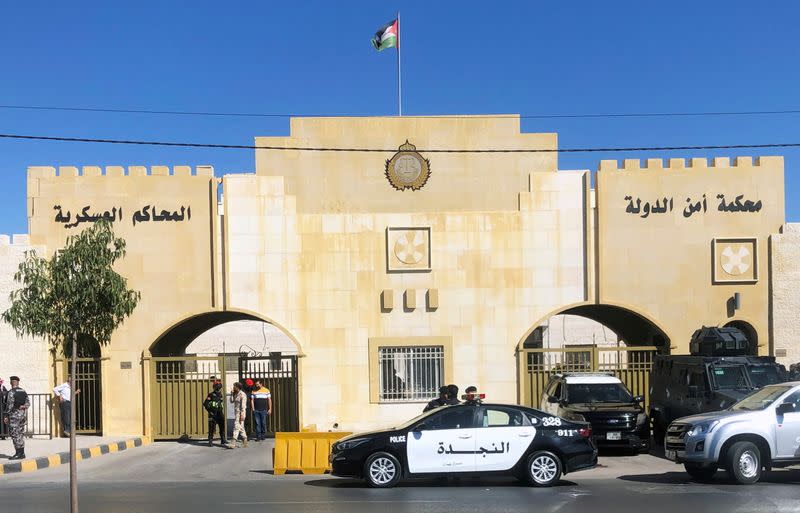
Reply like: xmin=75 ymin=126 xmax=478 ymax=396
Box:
xmin=385 ymin=140 xmax=431 ymax=191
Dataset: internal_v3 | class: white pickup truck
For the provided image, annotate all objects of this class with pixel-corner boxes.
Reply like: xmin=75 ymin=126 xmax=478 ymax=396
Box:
xmin=665 ymin=382 xmax=800 ymax=484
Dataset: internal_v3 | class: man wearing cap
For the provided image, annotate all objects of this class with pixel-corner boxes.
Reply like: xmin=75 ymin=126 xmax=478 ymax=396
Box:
xmin=423 ymin=386 xmax=449 ymax=413
xmin=202 ymin=381 xmax=227 ymax=447
xmin=3 ymin=376 xmax=29 ymax=460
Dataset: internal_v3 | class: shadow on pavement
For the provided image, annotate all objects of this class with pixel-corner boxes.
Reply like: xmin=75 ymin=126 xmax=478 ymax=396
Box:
xmin=249 ymin=470 xmax=275 ymax=475
xmin=304 ymin=476 xmax=578 ymax=488
xmin=619 ymin=469 xmax=800 ymax=485
xmin=617 ymin=472 xmax=694 ymax=484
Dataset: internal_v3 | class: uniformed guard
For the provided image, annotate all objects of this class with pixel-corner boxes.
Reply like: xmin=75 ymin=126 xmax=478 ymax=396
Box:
xmin=3 ymin=376 xmax=29 ymax=460
xmin=423 ymin=386 xmax=449 ymax=413
xmin=203 ymin=382 xmax=227 ymax=446
xmin=445 ymin=384 xmax=460 ymax=405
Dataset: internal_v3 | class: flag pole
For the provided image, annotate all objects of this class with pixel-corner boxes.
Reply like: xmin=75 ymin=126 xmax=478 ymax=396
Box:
xmin=397 ymin=11 xmax=402 ymax=116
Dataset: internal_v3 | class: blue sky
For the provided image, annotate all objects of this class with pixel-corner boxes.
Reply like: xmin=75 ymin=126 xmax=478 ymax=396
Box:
xmin=0 ymin=1 xmax=797 ymax=234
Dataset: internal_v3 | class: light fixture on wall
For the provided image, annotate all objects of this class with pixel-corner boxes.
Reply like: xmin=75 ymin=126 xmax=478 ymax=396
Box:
xmin=733 ymin=292 xmax=741 ymax=311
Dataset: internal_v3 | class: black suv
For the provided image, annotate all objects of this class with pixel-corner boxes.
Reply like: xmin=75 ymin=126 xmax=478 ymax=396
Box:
xmin=539 ymin=373 xmax=649 ymax=452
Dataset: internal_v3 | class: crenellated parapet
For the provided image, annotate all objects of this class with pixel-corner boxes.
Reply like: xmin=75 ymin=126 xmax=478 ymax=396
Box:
xmin=27 ymin=165 xmax=215 ymax=178
xmin=598 ymin=156 xmax=783 ymax=172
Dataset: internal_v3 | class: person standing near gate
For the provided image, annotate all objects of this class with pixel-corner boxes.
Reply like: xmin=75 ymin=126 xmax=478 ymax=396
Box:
xmin=228 ymin=382 xmax=248 ymax=449
xmin=53 ymin=381 xmax=80 ymax=437
xmin=203 ymin=381 xmax=226 ymax=447
xmin=0 ymin=378 xmax=6 ymax=440
xmin=250 ymin=379 xmax=272 ymax=441
xmin=3 ymin=376 xmax=29 ymax=460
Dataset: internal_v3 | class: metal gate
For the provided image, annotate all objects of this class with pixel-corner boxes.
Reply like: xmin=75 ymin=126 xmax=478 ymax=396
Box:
xmin=520 ymin=346 xmax=658 ymax=410
xmin=238 ymin=354 xmax=299 ymax=434
xmin=150 ymin=356 xmax=226 ymax=440
xmin=65 ymin=357 xmax=102 ymax=434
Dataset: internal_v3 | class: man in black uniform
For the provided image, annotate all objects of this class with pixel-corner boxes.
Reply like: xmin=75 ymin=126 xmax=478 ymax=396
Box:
xmin=203 ymin=382 xmax=227 ymax=447
xmin=423 ymin=386 xmax=449 ymax=412
xmin=446 ymin=384 xmax=460 ymax=405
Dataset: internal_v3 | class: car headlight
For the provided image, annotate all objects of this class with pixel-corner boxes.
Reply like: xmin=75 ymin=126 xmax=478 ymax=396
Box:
xmin=334 ymin=438 xmax=369 ymax=451
xmin=687 ymin=421 xmax=719 ymax=437
xmin=636 ymin=413 xmax=647 ymax=426
xmin=562 ymin=412 xmax=586 ymax=422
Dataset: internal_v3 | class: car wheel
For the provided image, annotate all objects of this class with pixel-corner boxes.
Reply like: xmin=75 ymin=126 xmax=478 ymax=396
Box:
xmin=684 ymin=462 xmax=717 ymax=482
xmin=364 ymin=452 xmax=402 ymax=488
xmin=526 ymin=451 xmax=562 ymax=487
xmin=725 ymin=441 xmax=762 ymax=485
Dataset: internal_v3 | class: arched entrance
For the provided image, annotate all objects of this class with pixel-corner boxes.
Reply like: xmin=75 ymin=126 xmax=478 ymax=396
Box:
xmin=517 ymin=303 xmax=670 ymax=409
xmin=147 ymin=310 xmax=301 ymax=439
xmin=723 ymin=320 xmax=758 ymax=355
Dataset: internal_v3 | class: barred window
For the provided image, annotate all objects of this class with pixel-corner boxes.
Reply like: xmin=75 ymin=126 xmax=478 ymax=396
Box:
xmin=378 ymin=345 xmax=444 ymax=402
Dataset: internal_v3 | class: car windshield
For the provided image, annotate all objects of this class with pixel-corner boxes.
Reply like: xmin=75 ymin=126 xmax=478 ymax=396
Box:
xmin=730 ymin=385 xmax=794 ymax=411
xmin=747 ymin=365 xmax=785 ymax=388
xmin=711 ymin=365 xmax=749 ymax=390
xmin=566 ymin=383 xmax=633 ymax=403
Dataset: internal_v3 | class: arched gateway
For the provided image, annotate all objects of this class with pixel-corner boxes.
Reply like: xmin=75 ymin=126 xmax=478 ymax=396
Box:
xmin=517 ymin=303 xmax=671 ymax=409
xmin=146 ymin=310 xmax=302 ymax=439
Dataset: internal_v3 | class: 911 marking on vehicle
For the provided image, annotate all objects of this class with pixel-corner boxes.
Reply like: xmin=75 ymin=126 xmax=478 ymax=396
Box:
xmin=542 ymin=417 xmax=562 ymax=427
xmin=390 ymin=435 xmax=406 ymax=443
xmin=557 ymin=429 xmax=577 ymax=437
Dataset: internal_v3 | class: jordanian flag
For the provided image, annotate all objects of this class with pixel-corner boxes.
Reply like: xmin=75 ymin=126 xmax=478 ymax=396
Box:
xmin=371 ymin=19 xmax=398 ymax=51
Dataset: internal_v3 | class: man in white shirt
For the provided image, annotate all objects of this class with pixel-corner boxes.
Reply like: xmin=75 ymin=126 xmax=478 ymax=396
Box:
xmin=53 ymin=382 xmax=80 ymax=437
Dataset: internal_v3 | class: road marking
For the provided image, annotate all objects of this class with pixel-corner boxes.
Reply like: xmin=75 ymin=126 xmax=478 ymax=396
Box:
xmin=227 ymin=500 xmax=451 ymax=505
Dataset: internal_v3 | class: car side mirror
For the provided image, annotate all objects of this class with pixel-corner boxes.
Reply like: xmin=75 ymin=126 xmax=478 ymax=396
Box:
xmin=776 ymin=402 xmax=796 ymax=415
xmin=633 ymin=395 xmax=644 ymax=404
xmin=547 ymin=396 xmax=560 ymax=404
xmin=687 ymin=386 xmax=699 ymax=398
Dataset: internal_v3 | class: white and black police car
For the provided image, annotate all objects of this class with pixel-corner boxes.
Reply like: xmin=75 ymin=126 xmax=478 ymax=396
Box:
xmin=329 ymin=395 xmax=598 ymax=487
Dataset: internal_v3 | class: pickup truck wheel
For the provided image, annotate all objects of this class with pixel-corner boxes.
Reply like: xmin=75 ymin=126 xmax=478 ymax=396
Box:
xmin=725 ymin=441 xmax=762 ymax=485
xmin=684 ymin=463 xmax=717 ymax=482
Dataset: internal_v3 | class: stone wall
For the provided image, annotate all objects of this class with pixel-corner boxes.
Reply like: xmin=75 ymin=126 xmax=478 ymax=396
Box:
xmin=0 ymin=235 xmax=50 ymax=394
xmin=772 ymin=223 xmax=800 ymax=365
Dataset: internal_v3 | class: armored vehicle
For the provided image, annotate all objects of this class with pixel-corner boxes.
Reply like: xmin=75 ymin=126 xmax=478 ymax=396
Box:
xmin=650 ymin=327 xmax=788 ymax=444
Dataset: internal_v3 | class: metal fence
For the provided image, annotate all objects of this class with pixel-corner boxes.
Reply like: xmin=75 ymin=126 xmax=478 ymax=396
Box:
xmin=0 ymin=393 xmax=52 ymax=439
xmin=520 ymin=345 xmax=658 ymax=411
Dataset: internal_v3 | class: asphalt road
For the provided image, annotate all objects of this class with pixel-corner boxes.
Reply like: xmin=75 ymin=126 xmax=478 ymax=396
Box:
xmin=2 ymin=441 xmax=800 ymax=513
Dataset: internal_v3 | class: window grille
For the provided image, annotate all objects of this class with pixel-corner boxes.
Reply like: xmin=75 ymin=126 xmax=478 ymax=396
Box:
xmin=378 ymin=346 xmax=444 ymax=402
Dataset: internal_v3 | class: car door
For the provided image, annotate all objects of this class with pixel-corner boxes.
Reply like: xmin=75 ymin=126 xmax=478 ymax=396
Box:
xmin=473 ymin=406 xmax=537 ymax=472
xmin=774 ymin=390 xmax=800 ymax=459
xmin=406 ymin=406 xmax=478 ymax=474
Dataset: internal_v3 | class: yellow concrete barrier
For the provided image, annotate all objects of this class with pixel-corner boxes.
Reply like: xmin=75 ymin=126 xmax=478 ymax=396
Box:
xmin=272 ymin=431 xmax=351 ymax=475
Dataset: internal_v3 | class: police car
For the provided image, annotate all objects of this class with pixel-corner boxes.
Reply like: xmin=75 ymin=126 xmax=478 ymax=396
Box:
xmin=329 ymin=395 xmax=597 ymax=488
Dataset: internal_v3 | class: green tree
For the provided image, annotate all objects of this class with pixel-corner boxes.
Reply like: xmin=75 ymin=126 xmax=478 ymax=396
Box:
xmin=2 ymin=219 xmax=140 ymax=513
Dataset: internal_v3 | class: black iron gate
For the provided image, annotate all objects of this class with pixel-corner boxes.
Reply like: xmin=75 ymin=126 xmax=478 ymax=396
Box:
xmin=65 ymin=357 xmax=102 ymax=435
xmin=238 ymin=354 xmax=299 ymax=435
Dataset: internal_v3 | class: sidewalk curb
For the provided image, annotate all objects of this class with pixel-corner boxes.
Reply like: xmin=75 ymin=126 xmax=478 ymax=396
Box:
xmin=0 ymin=437 xmax=151 ymax=475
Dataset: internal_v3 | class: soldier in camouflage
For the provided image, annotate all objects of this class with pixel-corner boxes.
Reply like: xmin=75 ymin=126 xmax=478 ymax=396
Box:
xmin=3 ymin=376 xmax=29 ymax=460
